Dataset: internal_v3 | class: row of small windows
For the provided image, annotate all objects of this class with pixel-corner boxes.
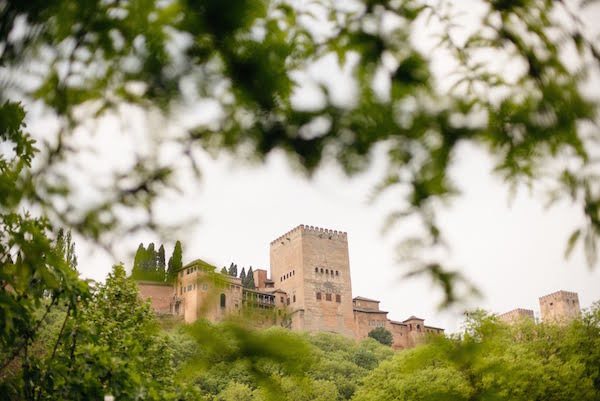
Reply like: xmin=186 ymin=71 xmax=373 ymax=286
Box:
xmin=368 ymin=321 xmax=386 ymax=327
xmin=316 ymin=292 xmax=341 ymax=303
xmin=181 ymin=282 xmax=208 ymax=295
xmin=315 ymin=267 xmax=339 ymax=276
xmin=281 ymin=270 xmax=295 ymax=282
xmin=181 ymin=266 xmax=199 ymax=277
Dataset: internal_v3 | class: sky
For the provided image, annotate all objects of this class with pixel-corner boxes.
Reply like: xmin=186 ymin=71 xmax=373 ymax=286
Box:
xmin=22 ymin=0 xmax=600 ymax=333
xmin=69 ymin=137 xmax=600 ymax=333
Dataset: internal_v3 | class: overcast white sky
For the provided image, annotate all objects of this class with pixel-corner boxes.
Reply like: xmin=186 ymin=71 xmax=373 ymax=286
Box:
xmin=67 ymin=138 xmax=600 ymax=333
xmin=22 ymin=0 xmax=600 ymax=333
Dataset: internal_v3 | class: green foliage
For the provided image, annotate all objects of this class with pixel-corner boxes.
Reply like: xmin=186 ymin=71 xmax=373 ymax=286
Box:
xmin=1 ymin=2 xmax=600 ymax=399
xmin=132 ymin=242 xmax=171 ymax=282
xmin=4 ymin=264 xmax=179 ymax=400
xmin=244 ymin=267 xmax=256 ymax=290
xmin=0 ymin=101 xmax=89 ymax=396
xmin=167 ymin=241 xmax=183 ymax=282
xmin=180 ymin=323 xmax=394 ymax=400
xmin=368 ymin=327 xmax=393 ymax=346
xmin=158 ymin=244 xmax=166 ymax=275
xmin=354 ymin=306 xmax=600 ymax=401
xmin=228 ymin=263 xmax=238 ymax=277
xmin=240 ymin=268 xmax=247 ymax=282
xmin=0 ymin=0 xmax=598 ymax=306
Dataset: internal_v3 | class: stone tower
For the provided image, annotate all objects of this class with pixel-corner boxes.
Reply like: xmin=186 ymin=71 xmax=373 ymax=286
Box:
xmin=270 ymin=225 xmax=354 ymax=337
xmin=539 ymin=290 xmax=580 ymax=323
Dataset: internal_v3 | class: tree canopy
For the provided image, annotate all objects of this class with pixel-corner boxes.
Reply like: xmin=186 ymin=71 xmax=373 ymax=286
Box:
xmin=1 ymin=0 xmax=598 ymax=305
xmin=368 ymin=327 xmax=393 ymax=346
xmin=2 ymin=1 xmax=600 ymax=399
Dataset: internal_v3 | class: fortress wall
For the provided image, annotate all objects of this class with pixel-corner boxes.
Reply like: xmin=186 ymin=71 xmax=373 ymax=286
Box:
xmin=270 ymin=226 xmax=304 ymax=330
xmin=539 ymin=290 xmax=580 ymax=323
xmin=137 ymin=282 xmax=173 ymax=314
xmin=389 ymin=322 xmax=409 ymax=349
xmin=300 ymin=226 xmax=354 ymax=337
xmin=498 ymin=308 xmax=534 ymax=324
xmin=353 ymin=310 xmax=388 ymax=341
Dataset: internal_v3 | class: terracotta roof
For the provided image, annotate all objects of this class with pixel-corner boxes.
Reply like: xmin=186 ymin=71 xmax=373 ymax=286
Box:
xmin=353 ymin=307 xmax=388 ymax=314
xmin=424 ymin=325 xmax=444 ymax=331
xmin=389 ymin=320 xmax=407 ymax=326
xmin=353 ymin=296 xmax=380 ymax=303
xmin=403 ymin=315 xmax=424 ymax=322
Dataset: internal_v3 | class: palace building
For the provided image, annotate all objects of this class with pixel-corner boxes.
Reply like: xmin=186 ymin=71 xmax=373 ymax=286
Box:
xmin=138 ymin=224 xmax=444 ymax=349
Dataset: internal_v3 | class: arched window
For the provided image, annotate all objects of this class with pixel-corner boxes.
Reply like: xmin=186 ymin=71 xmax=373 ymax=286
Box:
xmin=320 ymin=268 xmax=323 ymax=273
xmin=336 ymin=270 xmax=339 ymax=276
xmin=293 ymin=295 xmax=296 ymax=302
xmin=315 ymin=267 xmax=318 ymax=272
xmin=220 ymin=293 xmax=226 ymax=308
xmin=326 ymin=269 xmax=328 ymax=274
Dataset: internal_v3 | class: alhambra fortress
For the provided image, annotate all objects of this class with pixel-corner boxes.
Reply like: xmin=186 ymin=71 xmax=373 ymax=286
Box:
xmin=138 ymin=224 xmax=582 ymax=349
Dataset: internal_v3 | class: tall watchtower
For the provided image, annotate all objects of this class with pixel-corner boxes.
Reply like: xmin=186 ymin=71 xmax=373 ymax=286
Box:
xmin=539 ymin=290 xmax=580 ymax=323
xmin=270 ymin=225 xmax=354 ymax=337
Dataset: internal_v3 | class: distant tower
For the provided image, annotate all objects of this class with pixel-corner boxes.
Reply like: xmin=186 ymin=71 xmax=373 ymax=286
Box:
xmin=270 ymin=225 xmax=354 ymax=337
xmin=539 ymin=290 xmax=580 ymax=323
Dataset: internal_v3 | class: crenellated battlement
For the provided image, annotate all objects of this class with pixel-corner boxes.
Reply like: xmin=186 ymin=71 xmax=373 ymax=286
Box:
xmin=539 ymin=290 xmax=579 ymax=301
xmin=270 ymin=224 xmax=348 ymax=245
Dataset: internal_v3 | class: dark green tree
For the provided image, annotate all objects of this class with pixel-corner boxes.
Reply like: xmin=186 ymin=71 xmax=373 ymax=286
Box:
xmin=29 ymin=264 xmax=177 ymax=400
xmin=368 ymin=327 xmax=393 ymax=347
xmin=145 ymin=243 xmax=157 ymax=271
xmin=170 ymin=241 xmax=183 ymax=276
xmin=55 ymin=228 xmax=77 ymax=269
xmin=228 ymin=263 xmax=238 ymax=277
xmin=239 ymin=267 xmax=246 ymax=283
xmin=157 ymin=244 xmax=166 ymax=278
xmin=220 ymin=267 xmax=228 ymax=275
xmin=133 ymin=243 xmax=146 ymax=273
xmin=0 ymin=102 xmax=89 ymax=389
xmin=0 ymin=0 xmax=599 ymax=306
xmin=245 ymin=267 xmax=256 ymax=290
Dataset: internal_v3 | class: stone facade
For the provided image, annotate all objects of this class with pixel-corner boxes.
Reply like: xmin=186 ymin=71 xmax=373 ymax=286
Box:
xmin=539 ymin=290 xmax=580 ymax=323
xmin=351 ymin=296 xmax=443 ymax=349
xmin=140 ymin=225 xmax=444 ymax=348
xmin=498 ymin=308 xmax=535 ymax=325
xmin=270 ymin=225 xmax=355 ymax=337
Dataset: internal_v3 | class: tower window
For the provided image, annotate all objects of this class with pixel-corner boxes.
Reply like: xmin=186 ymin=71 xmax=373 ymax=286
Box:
xmin=320 ymin=268 xmax=323 ymax=273
xmin=293 ymin=295 xmax=296 ymax=303
xmin=336 ymin=270 xmax=339 ymax=276
xmin=315 ymin=267 xmax=318 ymax=272
xmin=326 ymin=293 xmax=332 ymax=301
xmin=326 ymin=269 xmax=328 ymax=274
xmin=281 ymin=296 xmax=284 ymax=303
xmin=316 ymin=292 xmax=322 ymax=300
xmin=336 ymin=294 xmax=341 ymax=303
xmin=220 ymin=293 xmax=226 ymax=308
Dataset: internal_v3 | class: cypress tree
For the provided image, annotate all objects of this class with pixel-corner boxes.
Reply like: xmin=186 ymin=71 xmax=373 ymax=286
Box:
xmin=239 ymin=267 xmax=246 ymax=283
xmin=171 ymin=240 xmax=183 ymax=273
xmin=245 ymin=267 xmax=255 ymax=290
xmin=157 ymin=244 xmax=166 ymax=279
xmin=228 ymin=262 xmax=238 ymax=277
xmin=145 ymin=243 xmax=156 ymax=271
xmin=167 ymin=256 xmax=174 ymax=282
xmin=133 ymin=243 xmax=145 ymax=275
xmin=220 ymin=267 xmax=228 ymax=275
